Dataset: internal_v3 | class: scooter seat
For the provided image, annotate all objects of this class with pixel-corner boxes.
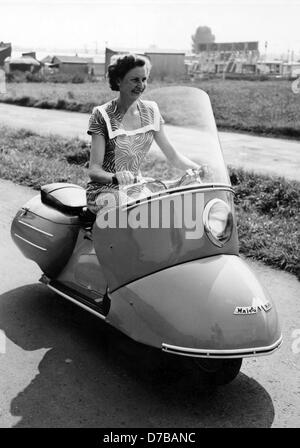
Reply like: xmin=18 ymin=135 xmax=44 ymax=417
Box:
xmin=41 ymin=183 xmax=87 ymax=215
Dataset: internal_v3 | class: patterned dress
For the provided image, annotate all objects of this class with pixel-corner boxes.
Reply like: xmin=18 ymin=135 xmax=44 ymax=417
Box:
xmin=86 ymin=98 xmax=164 ymax=214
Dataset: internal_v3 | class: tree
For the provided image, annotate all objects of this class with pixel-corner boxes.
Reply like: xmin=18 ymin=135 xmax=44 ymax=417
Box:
xmin=191 ymin=26 xmax=215 ymax=53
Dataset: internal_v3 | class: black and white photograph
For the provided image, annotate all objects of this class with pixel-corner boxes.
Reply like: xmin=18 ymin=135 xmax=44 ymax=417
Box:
xmin=0 ymin=0 xmax=299 ymax=433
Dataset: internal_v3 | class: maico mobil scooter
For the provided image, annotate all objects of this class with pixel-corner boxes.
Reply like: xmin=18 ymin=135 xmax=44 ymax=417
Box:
xmin=11 ymin=87 xmax=282 ymax=385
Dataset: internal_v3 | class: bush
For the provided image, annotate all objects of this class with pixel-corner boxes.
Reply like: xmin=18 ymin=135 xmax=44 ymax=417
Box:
xmin=56 ymin=99 xmax=67 ymax=109
xmin=13 ymin=95 xmax=36 ymax=107
xmin=6 ymin=71 xmax=87 ymax=84
xmin=64 ymin=101 xmax=82 ymax=112
xmin=79 ymin=101 xmax=98 ymax=113
xmin=25 ymin=72 xmax=46 ymax=82
xmin=44 ymin=72 xmax=74 ymax=83
xmin=33 ymin=99 xmax=57 ymax=109
xmin=5 ymin=70 xmax=28 ymax=83
xmin=223 ymin=73 xmax=270 ymax=81
xmin=5 ymin=72 xmax=15 ymax=82
xmin=71 ymin=74 xmax=85 ymax=83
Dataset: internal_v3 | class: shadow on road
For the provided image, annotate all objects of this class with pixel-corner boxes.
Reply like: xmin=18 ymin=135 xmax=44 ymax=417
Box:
xmin=0 ymin=283 xmax=275 ymax=428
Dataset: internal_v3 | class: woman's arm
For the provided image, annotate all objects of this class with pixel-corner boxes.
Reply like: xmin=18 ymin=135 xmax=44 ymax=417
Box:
xmin=88 ymin=134 xmax=114 ymax=184
xmin=88 ymin=134 xmax=135 ymax=185
xmin=154 ymin=125 xmax=200 ymax=170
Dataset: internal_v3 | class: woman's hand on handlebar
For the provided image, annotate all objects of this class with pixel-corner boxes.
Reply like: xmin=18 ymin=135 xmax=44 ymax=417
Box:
xmin=113 ymin=173 xmax=157 ymax=186
xmin=186 ymin=167 xmax=200 ymax=176
xmin=185 ymin=167 xmax=202 ymax=183
xmin=113 ymin=171 xmax=136 ymax=186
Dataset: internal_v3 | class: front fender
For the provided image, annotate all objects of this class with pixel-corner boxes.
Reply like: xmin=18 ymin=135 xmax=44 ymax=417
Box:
xmin=107 ymin=255 xmax=282 ymax=356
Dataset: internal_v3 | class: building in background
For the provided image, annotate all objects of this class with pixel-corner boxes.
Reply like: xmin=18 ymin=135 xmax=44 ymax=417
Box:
xmin=144 ymin=49 xmax=185 ymax=80
xmin=90 ymin=54 xmax=105 ymax=78
xmin=4 ymin=51 xmax=41 ymax=73
xmin=41 ymin=55 xmax=93 ymax=76
xmin=105 ymin=47 xmax=186 ymax=81
xmin=282 ymin=62 xmax=300 ymax=79
xmin=188 ymin=41 xmax=260 ymax=77
xmin=256 ymin=60 xmax=283 ymax=76
xmin=105 ymin=47 xmax=145 ymax=76
xmin=0 ymin=42 xmax=12 ymax=66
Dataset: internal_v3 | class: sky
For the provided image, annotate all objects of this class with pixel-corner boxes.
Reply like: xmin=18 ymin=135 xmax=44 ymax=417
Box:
xmin=1 ymin=0 xmax=300 ymax=58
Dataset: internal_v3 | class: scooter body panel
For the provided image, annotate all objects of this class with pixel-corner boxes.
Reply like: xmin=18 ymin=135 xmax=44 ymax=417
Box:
xmin=55 ymin=229 xmax=108 ymax=297
xmin=11 ymin=195 xmax=81 ymax=277
xmin=106 ymin=254 xmax=281 ymax=355
xmin=93 ymin=188 xmax=239 ymax=292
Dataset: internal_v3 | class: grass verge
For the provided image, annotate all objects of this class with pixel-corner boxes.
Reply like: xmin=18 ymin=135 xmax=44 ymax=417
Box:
xmin=1 ymin=125 xmax=299 ymax=280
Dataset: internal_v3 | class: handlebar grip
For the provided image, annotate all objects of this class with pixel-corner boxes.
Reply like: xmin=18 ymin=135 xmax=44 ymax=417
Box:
xmin=112 ymin=175 xmax=138 ymax=185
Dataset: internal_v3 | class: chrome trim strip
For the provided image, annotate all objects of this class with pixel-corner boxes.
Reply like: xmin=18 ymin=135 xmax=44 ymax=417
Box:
xmin=123 ymin=185 xmax=234 ymax=212
xmin=47 ymin=285 xmax=106 ymax=321
xmin=18 ymin=220 xmax=54 ymax=237
xmin=14 ymin=233 xmax=47 ymax=251
xmin=162 ymin=335 xmax=283 ymax=359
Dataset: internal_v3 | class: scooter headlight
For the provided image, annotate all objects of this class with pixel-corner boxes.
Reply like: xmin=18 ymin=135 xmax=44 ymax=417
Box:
xmin=203 ymin=199 xmax=233 ymax=247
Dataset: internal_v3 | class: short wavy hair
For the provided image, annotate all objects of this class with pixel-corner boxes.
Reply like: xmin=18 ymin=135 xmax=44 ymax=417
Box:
xmin=107 ymin=53 xmax=151 ymax=91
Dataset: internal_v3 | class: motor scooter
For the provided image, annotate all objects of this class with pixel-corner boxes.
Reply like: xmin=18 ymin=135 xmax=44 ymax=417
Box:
xmin=11 ymin=86 xmax=282 ymax=385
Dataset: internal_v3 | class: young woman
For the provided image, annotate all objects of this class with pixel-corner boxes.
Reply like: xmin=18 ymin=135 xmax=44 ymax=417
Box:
xmin=86 ymin=53 xmax=199 ymax=213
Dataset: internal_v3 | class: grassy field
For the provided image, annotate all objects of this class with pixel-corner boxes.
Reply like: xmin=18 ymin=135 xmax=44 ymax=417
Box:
xmin=1 ymin=79 xmax=300 ymax=137
xmin=0 ymin=125 xmax=299 ymax=280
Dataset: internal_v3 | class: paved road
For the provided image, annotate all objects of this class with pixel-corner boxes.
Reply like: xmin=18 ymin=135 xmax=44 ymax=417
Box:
xmin=0 ymin=103 xmax=299 ymax=182
xmin=0 ymin=178 xmax=299 ymax=428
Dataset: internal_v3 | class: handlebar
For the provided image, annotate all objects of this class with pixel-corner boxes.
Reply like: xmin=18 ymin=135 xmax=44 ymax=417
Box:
xmin=112 ymin=174 xmax=160 ymax=187
xmin=112 ymin=167 xmax=206 ymax=192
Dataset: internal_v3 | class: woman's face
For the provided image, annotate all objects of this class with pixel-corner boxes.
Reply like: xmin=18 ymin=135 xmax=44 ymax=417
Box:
xmin=118 ymin=65 xmax=149 ymax=100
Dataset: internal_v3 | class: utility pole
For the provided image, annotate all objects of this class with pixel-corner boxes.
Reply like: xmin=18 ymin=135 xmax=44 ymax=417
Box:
xmin=264 ymin=41 xmax=268 ymax=61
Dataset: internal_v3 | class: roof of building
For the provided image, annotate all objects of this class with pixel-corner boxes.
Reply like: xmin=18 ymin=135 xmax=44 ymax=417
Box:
xmin=53 ymin=55 xmax=93 ymax=64
xmin=106 ymin=46 xmax=186 ymax=56
xmin=5 ymin=56 xmax=40 ymax=66
xmin=145 ymin=49 xmax=185 ymax=55
xmin=41 ymin=53 xmax=104 ymax=64
xmin=282 ymin=62 xmax=300 ymax=66
xmin=0 ymin=42 xmax=11 ymax=49
xmin=40 ymin=55 xmax=53 ymax=63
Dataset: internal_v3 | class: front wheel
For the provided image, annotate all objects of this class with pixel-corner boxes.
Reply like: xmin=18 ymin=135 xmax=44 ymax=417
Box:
xmin=194 ymin=358 xmax=242 ymax=386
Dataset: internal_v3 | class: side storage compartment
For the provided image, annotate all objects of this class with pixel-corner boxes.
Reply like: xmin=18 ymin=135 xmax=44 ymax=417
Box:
xmin=11 ymin=194 xmax=81 ymax=278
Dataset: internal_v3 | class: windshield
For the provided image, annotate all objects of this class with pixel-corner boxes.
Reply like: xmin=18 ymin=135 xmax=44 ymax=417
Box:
xmin=99 ymin=86 xmax=230 ymax=210
xmin=143 ymin=86 xmax=229 ymax=185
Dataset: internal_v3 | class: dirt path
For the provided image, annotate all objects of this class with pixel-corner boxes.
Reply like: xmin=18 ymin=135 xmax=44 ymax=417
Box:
xmin=0 ymin=178 xmax=299 ymax=428
xmin=0 ymin=103 xmax=299 ymax=181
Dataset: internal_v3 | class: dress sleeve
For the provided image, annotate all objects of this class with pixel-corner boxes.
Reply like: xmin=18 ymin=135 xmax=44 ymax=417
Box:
xmin=87 ymin=107 xmax=106 ymax=136
xmin=152 ymin=101 xmax=165 ymax=127
xmin=159 ymin=110 xmax=165 ymax=125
